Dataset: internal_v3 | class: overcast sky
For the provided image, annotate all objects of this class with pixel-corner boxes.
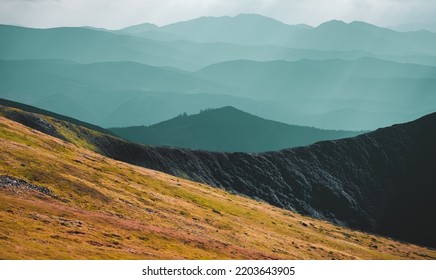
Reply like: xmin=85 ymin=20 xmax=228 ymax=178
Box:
xmin=0 ymin=0 xmax=435 ymax=29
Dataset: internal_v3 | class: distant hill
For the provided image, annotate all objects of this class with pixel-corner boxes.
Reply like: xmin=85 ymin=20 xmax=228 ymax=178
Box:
xmin=110 ymin=107 xmax=363 ymax=152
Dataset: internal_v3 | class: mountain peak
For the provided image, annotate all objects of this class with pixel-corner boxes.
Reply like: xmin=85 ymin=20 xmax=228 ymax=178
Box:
xmin=232 ymin=13 xmax=285 ymax=23
xmin=120 ymin=22 xmax=158 ymax=33
xmin=317 ymin=19 xmax=348 ymax=28
xmin=199 ymin=106 xmax=245 ymax=115
xmin=164 ymin=13 xmax=289 ymax=27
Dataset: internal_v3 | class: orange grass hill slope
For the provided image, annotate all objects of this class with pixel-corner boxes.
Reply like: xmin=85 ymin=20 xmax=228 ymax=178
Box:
xmin=0 ymin=108 xmax=435 ymax=259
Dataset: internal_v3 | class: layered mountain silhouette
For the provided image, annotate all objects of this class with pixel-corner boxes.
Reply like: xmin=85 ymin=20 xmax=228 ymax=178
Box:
xmin=121 ymin=14 xmax=436 ymax=56
xmin=0 ymin=59 xmax=243 ymax=126
xmin=2 ymin=12 xmax=435 ymax=262
xmin=110 ymin=107 xmax=362 ymax=152
xmin=1 ymin=57 xmax=434 ymax=130
xmin=2 ymin=15 xmax=436 ymax=130
xmin=195 ymin=58 xmax=436 ymax=100
xmin=0 ymin=24 xmax=207 ymax=70
xmin=3 ymin=17 xmax=436 ymax=71
xmin=2 ymin=102 xmax=435 ymax=248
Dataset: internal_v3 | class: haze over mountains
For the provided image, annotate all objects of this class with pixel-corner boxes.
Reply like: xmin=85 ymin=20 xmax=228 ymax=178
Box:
xmin=1 ymin=14 xmax=436 ymax=131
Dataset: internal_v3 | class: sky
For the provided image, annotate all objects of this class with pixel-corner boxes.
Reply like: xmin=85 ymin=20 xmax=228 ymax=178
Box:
xmin=0 ymin=0 xmax=435 ymax=30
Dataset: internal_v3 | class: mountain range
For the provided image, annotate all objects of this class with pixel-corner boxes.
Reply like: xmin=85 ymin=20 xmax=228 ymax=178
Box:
xmin=1 ymin=57 xmax=434 ymax=130
xmin=1 ymin=15 xmax=436 ymax=130
xmin=120 ymin=14 xmax=436 ymax=56
xmin=1 ymin=13 xmax=435 ymax=259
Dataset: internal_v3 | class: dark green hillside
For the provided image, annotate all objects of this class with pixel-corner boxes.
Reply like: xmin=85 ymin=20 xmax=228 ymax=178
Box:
xmin=110 ymin=107 xmax=362 ymax=152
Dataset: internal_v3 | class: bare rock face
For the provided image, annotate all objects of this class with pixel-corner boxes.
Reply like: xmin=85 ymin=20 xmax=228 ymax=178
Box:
xmin=0 ymin=175 xmax=54 ymax=197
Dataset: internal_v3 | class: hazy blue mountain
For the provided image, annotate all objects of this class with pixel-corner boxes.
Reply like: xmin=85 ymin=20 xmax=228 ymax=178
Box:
xmin=0 ymin=24 xmax=207 ymax=70
xmin=120 ymin=22 xmax=159 ymax=33
xmin=119 ymin=18 xmax=436 ymax=66
xmin=159 ymin=14 xmax=310 ymax=45
xmin=119 ymin=22 xmax=189 ymax=41
xmin=294 ymin=20 xmax=436 ymax=55
xmin=2 ymin=17 xmax=435 ymax=131
xmin=1 ymin=58 xmax=434 ymax=130
xmin=3 ymin=23 xmax=436 ymax=74
xmin=195 ymin=58 xmax=436 ymax=107
xmin=0 ymin=59 xmax=262 ymax=128
xmin=194 ymin=58 xmax=436 ymax=129
xmin=0 ymin=59 xmax=246 ymax=126
xmin=132 ymin=14 xmax=436 ymax=56
xmin=0 ymin=59 xmax=238 ymax=97
xmin=388 ymin=22 xmax=436 ymax=33
xmin=296 ymin=109 xmax=417 ymax=131
xmin=110 ymin=107 xmax=363 ymax=152
xmin=307 ymin=20 xmax=436 ymax=55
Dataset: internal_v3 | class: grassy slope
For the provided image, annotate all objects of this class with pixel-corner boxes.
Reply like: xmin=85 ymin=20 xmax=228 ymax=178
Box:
xmin=0 ymin=112 xmax=434 ymax=259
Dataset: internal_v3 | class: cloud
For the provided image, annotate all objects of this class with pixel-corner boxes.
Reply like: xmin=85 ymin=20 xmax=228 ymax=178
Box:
xmin=0 ymin=0 xmax=435 ymax=29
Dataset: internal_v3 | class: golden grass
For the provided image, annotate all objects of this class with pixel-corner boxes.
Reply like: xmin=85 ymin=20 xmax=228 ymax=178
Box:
xmin=0 ymin=116 xmax=435 ymax=260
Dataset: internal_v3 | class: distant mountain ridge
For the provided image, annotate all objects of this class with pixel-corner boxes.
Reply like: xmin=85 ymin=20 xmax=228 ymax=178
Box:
xmin=110 ymin=106 xmax=363 ymax=152
xmin=120 ymin=14 xmax=436 ymax=55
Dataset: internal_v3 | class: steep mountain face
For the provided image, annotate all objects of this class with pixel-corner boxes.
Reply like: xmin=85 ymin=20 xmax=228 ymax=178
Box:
xmin=3 ymin=110 xmax=435 ymax=260
xmin=2 ymin=104 xmax=435 ymax=247
xmin=110 ymin=107 xmax=362 ymax=152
